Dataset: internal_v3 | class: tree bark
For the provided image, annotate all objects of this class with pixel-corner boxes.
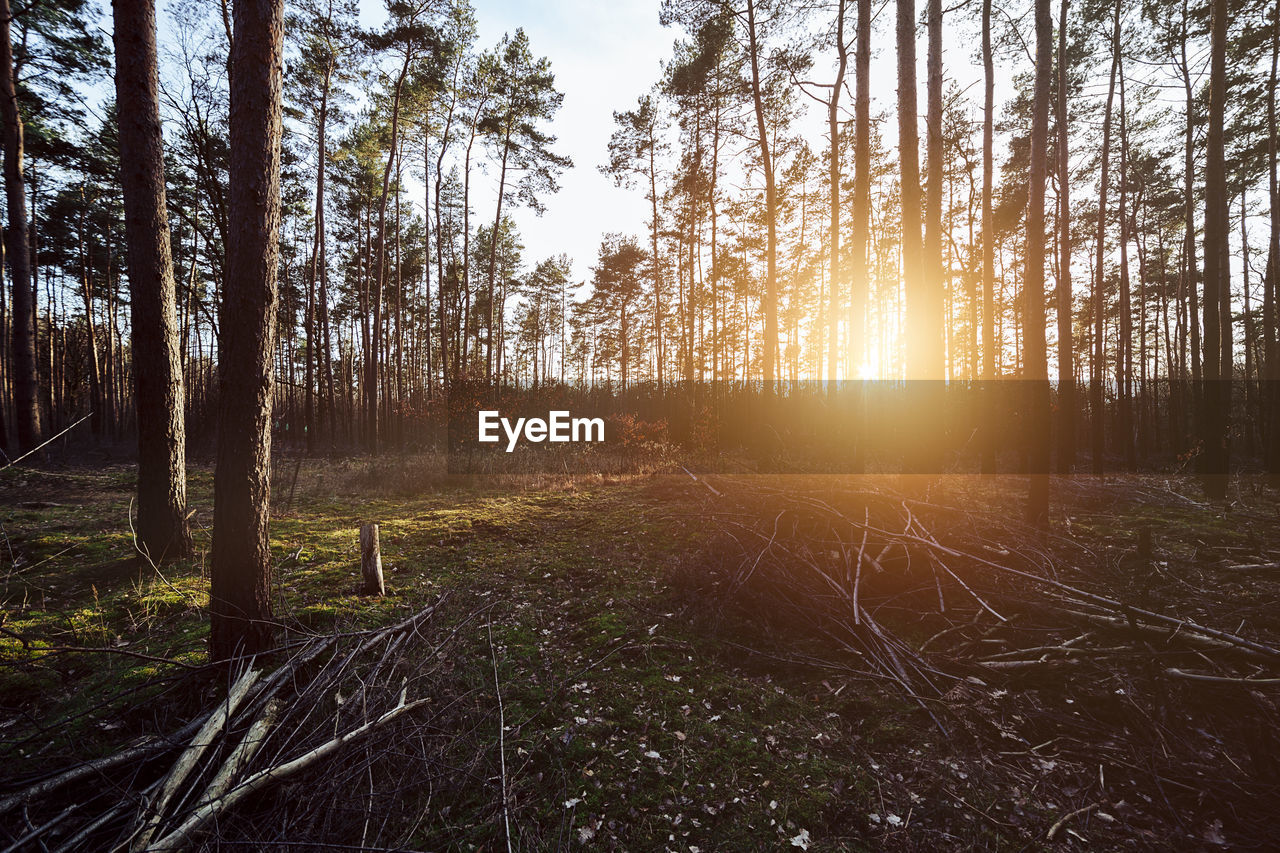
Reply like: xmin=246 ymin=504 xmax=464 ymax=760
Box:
xmin=0 ymin=0 xmax=41 ymax=452
xmin=1181 ymin=0 xmax=1201 ymax=388
xmin=211 ymin=0 xmax=285 ymax=661
xmin=851 ymin=0 xmax=870 ymax=378
xmin=360 ymin=522 xmax=384 ymax=596
xmin=1267 ymin=0 xmax=1280 ymax=474
xmin=1091 ymin=0 xmax=1120 ymax=476
xmin=745 ymin=0 xmax=779 ymax=387
xmin=898 ymin=0 xmax=925 ymax=381
xmin=649 ymin=119 xmax=664 ymax=394
xmin=1117 ymin=58 xmax=1135 ymax=469
xmin=1200 ymin=0 xmax=1230 ymax=496
xmin=924 ymin=0 xmax=944 ymax=380
xmin=827 ymin=0 xmax=848 ymax=385
xmin=113 ymin=0 xmax=194 ymax=562
xmin=980 ymin=0 xmax=995 ymax=474
xmin=1055 ymin=0 xmax=1074 ymax=472
xmin=1025 ymin=0 xmax=1052 ymax=525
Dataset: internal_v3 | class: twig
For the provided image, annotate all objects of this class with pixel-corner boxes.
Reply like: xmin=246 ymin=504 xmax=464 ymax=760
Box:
xmin=1165 ymin=668 xmax=1280 ymax=685
xmin=0 ymin=413 xmax=92 ymax=471
xmin=488 ymin=620 xmax=514 ymax=853
xmin=0 ymin=803 xmax=81 ymax=853
xmin=679 ymin=464 xmax=721 ymax=497
xmin=0 ymin=714 xmax=211 ymax=817
xmin=0 ymin=627 xmax=205 ymax=671
xmin=1046 ymin=801 xmax=1101 ymax=841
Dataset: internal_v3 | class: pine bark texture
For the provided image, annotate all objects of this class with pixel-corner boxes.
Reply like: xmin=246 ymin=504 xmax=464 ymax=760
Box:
xmin=1200 ymin=0 xmax=1230 ymax=496
xmin=1 ymin=0 xmax=41 ymax=452
xmin=113 ymin=0 xmax=193 ymax=562
xmin=211 ymin=0 xmax=285 ymax=661
xmin=1026 ymin=0 xmax=1053 ymax=524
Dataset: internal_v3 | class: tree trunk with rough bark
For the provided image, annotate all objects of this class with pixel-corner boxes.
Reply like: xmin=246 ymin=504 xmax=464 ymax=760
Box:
xmin=211 ymin=0 xmax=285 ymax=661
xmin=0 ymin=0 xmax=41 ymax=453
xmin=113 ymin=0 xmax=194 ymax=562
xmin=1200 ymin=0 xmax=1230 ymax=498
xmin=1025 ymin=0 xmax=1052 ymax=526
xmin=1055 ymin=0 xmax=1074 ymax=472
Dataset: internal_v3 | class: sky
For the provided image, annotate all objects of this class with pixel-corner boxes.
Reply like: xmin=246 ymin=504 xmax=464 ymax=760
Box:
xmin=445 ymin=0 xmax=676 ymax=286
xmin=396 ymin=0 xmax=1006 ymax=288
xmin=135 ymin=0 xmax=1029 ymax=292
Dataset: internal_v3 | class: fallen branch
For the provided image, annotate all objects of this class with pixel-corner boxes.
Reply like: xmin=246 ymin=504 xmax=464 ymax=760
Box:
xmin=130 ymin=667 xmax=260 ymax=851
xmin=0 ymin=413 xmax=92 ymax=471
xmin=1165 ymin=668 xmax=1280 ymax=685
xmin=0 ymin=713 xmax=212 ymax=818
xmin=1046 ymin=801 xmax=1101 ymax=841
xmin=144 ymin=695 xmax=431 ymax=852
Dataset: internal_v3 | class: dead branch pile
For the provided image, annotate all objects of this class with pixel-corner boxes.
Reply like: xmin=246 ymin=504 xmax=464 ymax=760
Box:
xmin=680 ymin=475 xmax=1280 ymax=842
xmin=0 ymin=594 xmax=489 ymax=851
xmin=685 ymin=477 xmax=1280 ymax=694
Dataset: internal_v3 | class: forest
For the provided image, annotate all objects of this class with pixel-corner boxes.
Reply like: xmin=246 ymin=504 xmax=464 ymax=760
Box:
xmin=3 ymin=0 xmax=1280 ymax=849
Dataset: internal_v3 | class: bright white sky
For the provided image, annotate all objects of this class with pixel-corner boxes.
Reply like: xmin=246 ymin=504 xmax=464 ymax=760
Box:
xmin=132 ymin=0 xmax=1031 ymax=293
xmin=135 ymin=0 xmax=1051 ymax=295
xmin=419 ymin=0 xmax=1008 ymax=288
xmin=358 ymin=0 xmax=677 ymax=288
xmin=467 ymin=0 xmax=673 ymax=286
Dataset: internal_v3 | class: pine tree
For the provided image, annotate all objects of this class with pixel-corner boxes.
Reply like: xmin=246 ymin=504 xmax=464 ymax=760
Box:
xmin=113 ymin=0 xmax=194 ymax=561
xmin=211 ymin=0 xmax=286 ymax=661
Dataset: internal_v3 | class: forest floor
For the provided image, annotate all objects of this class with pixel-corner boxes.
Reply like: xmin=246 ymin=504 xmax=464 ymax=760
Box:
xmin=2 ymin=456 xmax=1279 ymax=850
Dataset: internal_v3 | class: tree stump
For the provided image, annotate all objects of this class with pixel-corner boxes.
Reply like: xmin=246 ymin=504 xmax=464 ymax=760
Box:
xmin=360 ymin=522 xmax=384 ymax=596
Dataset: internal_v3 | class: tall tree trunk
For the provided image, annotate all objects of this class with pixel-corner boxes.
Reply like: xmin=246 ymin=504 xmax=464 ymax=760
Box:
xmin=78 ymin=185 xmax=103 ymax=436
xmin=306 ymin=70 xmax=330 ymax=455
xmin=745 ymin=0 xmax=778 ymax=387
xmin=851 ymin=0 xmax=870 ymax=377
xmin=827 ymin=0 xmax=848 ymax=386
xmin=1092 ymin=0 xmax=1120 ymax=476
xmin=0 ymin=0 xmax=40 ymax=452
xmin=433 ymin=59 xmax=463 ymax=394
xmin=1241 ymin=188 xmax=1257 ymax=455
xmin=1200 ymin=0 xmax=1230 ymax=497
xmin=1055 ymin=0 xmax=1074 ymax=472
xmin=485 ymin=136 xmax=510 ymax=387
xmin=924 ymin=0 xmax=944 ymax=380
xmin=1267 ymin=0 xmax=1280 ymax=474
xmin=1182 ymin=0 xmax=1201 ymax=388
xmin=113 ymin=0 xmax=194 ymax=562
xmin=367 ymin=54 xmax=411 ymax=453
xmin=462 ymin=119 xmax=480 ymax=380
xmin=649 ymin=125 xmax=664 ymax=394
xmin=211 ymin=0 xmax=285 ymax=661
xmin=1026 ymin=0 xmax=1052 ymax=525
xmin=980 ymin=0 xmax=995 ymax=473
xmin=1117 ymin=59 xmax=1135 ymax=469
xmin=899 ymin=0 xmax=933 ymax=473
xmin=898 ymin=0 xmax=924 ymax=377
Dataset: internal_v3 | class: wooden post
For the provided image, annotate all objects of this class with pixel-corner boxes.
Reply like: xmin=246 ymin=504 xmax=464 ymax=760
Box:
xmin=360 ymin=522 xmax=384 ymax=596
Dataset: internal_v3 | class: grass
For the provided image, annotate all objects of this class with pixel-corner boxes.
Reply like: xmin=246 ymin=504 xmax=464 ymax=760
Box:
xmin=4 ymin=458 xmax=1279 ymax=848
